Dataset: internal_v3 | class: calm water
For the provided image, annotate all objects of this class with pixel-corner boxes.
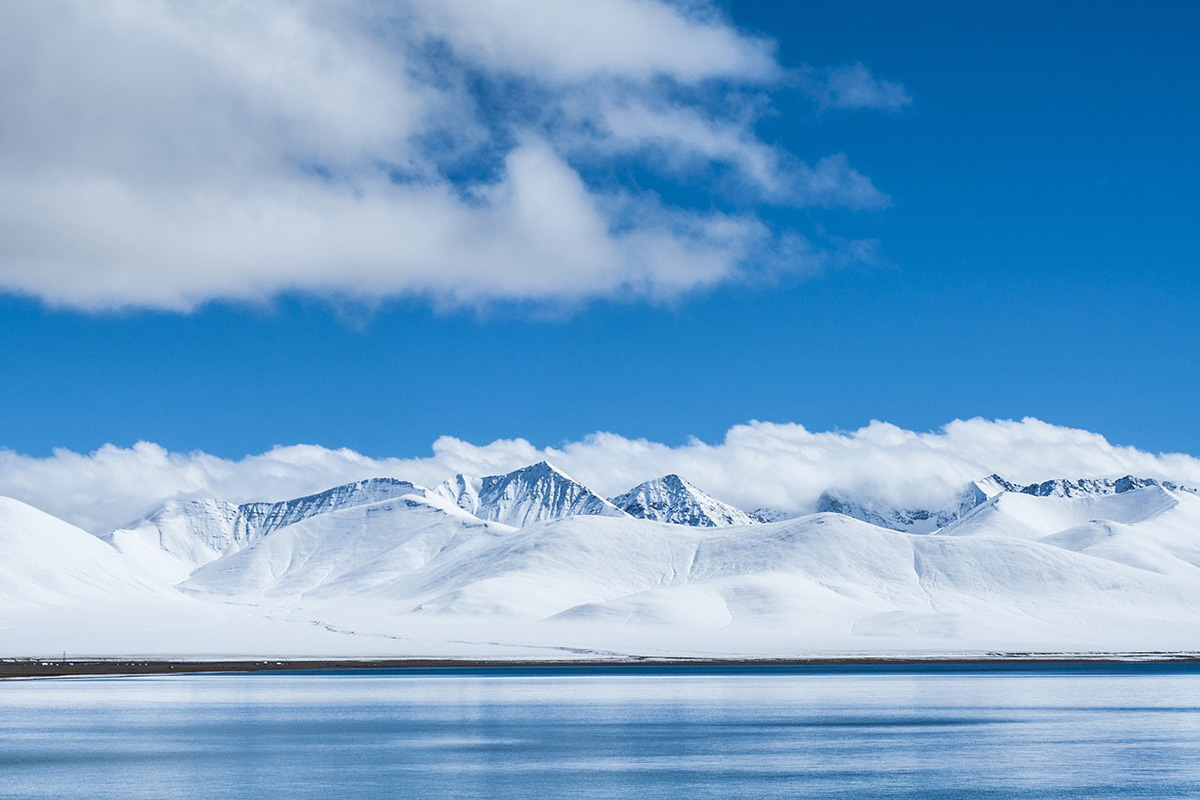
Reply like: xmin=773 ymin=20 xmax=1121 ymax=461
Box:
xmin=3 ymin=664 xmax=1200 ymax=799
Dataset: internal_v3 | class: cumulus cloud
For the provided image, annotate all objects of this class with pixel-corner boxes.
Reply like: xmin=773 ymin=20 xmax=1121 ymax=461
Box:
xmin=4 ymin=418 xmax=1198 ymax=534
xmin=0 ymin=0 xmax=902 ymax=311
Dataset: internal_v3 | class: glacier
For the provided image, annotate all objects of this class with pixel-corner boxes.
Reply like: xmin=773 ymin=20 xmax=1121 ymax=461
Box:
xmin=3 ymin=462 xmax=1200 ymax=659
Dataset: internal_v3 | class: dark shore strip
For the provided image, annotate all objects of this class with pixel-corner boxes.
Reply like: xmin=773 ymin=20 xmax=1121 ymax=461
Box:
xmin=4 ymin=654 xmax=1200 ymax=680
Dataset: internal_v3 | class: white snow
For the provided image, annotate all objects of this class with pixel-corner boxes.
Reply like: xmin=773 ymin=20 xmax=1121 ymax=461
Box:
xmin=0 ymin=497 xmax=166 ymax=612
xmin=610 ymin=474 xmax=759 ymax=527
xmin=439 ymin=461 xmax=627 ymax=527
xmin=4 ymin=466 xmax=1200 ymax=658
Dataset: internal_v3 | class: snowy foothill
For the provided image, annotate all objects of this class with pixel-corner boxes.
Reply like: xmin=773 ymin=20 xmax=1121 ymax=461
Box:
xmin=3 ymin=460 xmax=1200 ymax=659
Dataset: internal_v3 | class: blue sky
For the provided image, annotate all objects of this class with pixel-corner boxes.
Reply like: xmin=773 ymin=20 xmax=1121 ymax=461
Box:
xmin=2 ymin=0 xmax=1198 ymax=463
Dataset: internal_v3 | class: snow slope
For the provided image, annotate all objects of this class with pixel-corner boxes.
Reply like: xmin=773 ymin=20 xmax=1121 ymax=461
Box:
xmin=106 ymin=478 xmax=457 ymax=581
xmin=940 ymin=484 xmax=1181 ymax=541
xmin=815 ymin=474 xmax=1193 ymax=534
xmin=182 ymin=495 xmax=513 ymax=600
xmin=6 ymin=464 xmax=1200 ymax=658
xmin=814 ymin=476 xmax=1014 ymax=534
xmin=171 ymin=501 xmax=1200 ymax=651
xmin=552 ymin=513 xmax=1200 ymax=644
xmin=0 ymin=497 xmax=164 ymax=612
xmin=940 ymin=485 xmax=1200 ymax=580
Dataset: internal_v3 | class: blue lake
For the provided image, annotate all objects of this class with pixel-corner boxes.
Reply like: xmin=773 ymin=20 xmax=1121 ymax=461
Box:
xmin=3 ymin=664 xmax=1200 ymax=798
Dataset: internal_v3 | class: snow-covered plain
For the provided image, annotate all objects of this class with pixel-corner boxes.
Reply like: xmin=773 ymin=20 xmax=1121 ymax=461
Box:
xmin=4 ymin=461 xmax=1200 ymax=659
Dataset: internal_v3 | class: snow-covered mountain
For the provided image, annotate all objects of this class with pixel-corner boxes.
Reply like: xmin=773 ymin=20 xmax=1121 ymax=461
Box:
xmin=191 ymin=507 xmax=1200 ymax=629
xmin=236 ymin=478 xmax=431 ymax=539
xmin=610 ymin=474 xmax=759 ymax=527
xmin=0 ymin=497 xmax=166 ymax=611
xmin=816 ymin=474 xmax=1194 ymax=534
xmin=182 ymin=492 xmax=512 ymax=601
xmin=435 ymin=473 xmax=481 ymax=516
xmin=1018 ymin=475 xmax=1194 ymax=498
xmin=814 ymin=474 xmax=1014 ymax=534
xmin=106 ymin=478 xmax=447 ymax=580
xmin=749 ymin=507 xmax=795 ymax=523
xmin=6 ymin=464 xmax=1200 ymax=658
xmin=108 ymin=463 xmax=623 ymax=581
xmin=438 ymin=461 xmax=626 ymax=527
xmin=816 ymin=493 xmax=955 ymax=534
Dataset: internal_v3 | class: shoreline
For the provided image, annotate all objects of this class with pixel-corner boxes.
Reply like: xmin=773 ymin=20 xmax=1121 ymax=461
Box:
xmin=5 ymin=653 xmax=1200 ymax=680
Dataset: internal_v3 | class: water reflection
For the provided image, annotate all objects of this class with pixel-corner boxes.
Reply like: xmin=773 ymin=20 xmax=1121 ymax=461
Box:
xmin=1 ymin=666 xmax=1199 ymax=799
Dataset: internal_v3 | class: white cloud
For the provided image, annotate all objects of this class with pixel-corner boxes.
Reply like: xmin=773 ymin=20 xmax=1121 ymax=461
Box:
xmin=404 ymin=0 xmax=780 ymax=84
xmin=0 ymin=0 xmax=903 ymax=311
xmin=4 ymin=418 xmax=1198 ymax=534
xmin=576 ymin=101 xmax=889 ymax=208
xmin=804 ymin=62 xmax=912 ymax=112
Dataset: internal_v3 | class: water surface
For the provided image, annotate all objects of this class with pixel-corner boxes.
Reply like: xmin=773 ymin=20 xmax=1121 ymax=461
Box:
xmin=2 ymin=664 xmax=1199 ymax=798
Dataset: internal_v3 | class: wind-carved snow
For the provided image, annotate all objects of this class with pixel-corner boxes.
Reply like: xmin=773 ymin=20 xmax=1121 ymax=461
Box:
xmin=6 ymin=465 xmax=1200 ymax=657
xmin=610 ymin=474 xmax=759 ymax=527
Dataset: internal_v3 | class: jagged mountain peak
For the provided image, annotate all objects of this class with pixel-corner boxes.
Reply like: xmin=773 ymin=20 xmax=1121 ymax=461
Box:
xmin=815 ymin=492 xmax=955 ymax=534
xmin=974 ymin=474 xmax=1018 ymax=495
xmin=816 ymin=473 xmax=1195 ymax=534
xmin=1017 ymin=475 xmax=1184 ymax=498
xmin=234 ymin=477 xmax=428 ymax=540
xmin=750 ymin=507 xmax=796 ymax=523
xmin=817 ymin=475 xmax=1016 ymax=534
xmin=610 ymin=474 xmax=759 ymax=527
xmin=108 ymin=476 xmax=437 ymax=576
xmin=435 ymin=473 xmax=483 ymax=515
xmin=443 ymin=461 xmax=626 ymax=528
xmin=110 ymin=463 xmax=1200 ymax=580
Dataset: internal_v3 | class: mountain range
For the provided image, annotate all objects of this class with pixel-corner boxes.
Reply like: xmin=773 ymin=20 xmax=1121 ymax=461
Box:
xmin=3 ymin=461 xmax=1200 ymax=658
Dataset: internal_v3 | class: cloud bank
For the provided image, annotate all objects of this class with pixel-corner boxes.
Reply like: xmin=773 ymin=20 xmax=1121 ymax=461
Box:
xmin=4 ymin=418 xmax=1199 ymax=534
xmin=0 ymin=0 xmax=904 ymax=311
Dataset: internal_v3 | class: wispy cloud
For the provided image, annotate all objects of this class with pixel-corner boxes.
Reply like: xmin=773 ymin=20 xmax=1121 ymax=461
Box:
xmin=802 ymin=62 xmax=912 ymax=112
xmin=0 ymin=0 xmax=902 ymax=312
xmin=3 ymin=418 xmax=1197 ymax=534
